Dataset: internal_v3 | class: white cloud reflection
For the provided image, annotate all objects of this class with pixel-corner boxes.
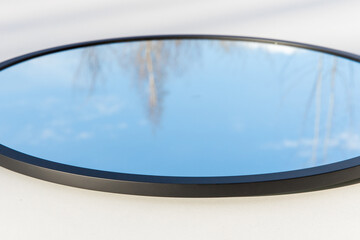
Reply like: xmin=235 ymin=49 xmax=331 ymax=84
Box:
xmin=76 ymin=131 xmax=93 ymax=140
xmin=244 ymin=42 xmax=297 ymax=55
xmin=40 ymin=128 xmax=60 ymax=141
xmin=117 ymin=122 xmax=128 ymax=129
xmin=279 ymin=131 xmax=360 ymax=151
xmin=94 ymin=101 xmax=123 ymax=116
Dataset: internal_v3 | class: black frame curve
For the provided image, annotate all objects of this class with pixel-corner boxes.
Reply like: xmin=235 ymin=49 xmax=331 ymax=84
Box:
xmin=1 ymin=34 xmax=360 ymax=197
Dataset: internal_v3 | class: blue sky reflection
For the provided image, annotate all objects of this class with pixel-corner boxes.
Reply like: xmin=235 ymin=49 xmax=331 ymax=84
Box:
xmin=0 ymin=39 xmax=360 ymax=177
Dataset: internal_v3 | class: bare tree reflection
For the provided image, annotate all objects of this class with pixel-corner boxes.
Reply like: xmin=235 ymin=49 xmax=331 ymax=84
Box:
xmin=311 ymin=55 xmax=323 ymax=164
xmin=323 ymin=57 xmax=337 ymax=162
xmin=145 ymin=41 xmax=160 ymax=126
xmin=75 ymin=40 xmax=201 ymax=129
xmin=298 ymin=55 xmax=357 ymax=165
xmin=123 ymin=40 xmax=196 ymax=129
xmin=74 ymin=46 xmax=108 ymax=95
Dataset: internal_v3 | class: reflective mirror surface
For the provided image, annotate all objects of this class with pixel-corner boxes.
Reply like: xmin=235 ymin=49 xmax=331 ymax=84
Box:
xmin=1 ymin=38 xmax=360 ymax=177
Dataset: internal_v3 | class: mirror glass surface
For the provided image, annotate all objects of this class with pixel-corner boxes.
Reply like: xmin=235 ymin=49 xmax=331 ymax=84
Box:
xmin=1 ymin=39 xmax=360 ymax=177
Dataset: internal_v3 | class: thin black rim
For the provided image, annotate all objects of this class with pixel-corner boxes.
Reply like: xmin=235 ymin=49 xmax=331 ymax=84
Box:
xmin=1 ymin=34 xmax=360 ymax=197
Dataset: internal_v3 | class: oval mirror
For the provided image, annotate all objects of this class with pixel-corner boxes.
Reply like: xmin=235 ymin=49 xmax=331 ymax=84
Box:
xmin=1 ymin=35 xmax=360 ymax=197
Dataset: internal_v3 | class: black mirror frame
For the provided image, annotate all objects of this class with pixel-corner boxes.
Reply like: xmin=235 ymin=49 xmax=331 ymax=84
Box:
xmin=1 ymin=34 xmax=360 ymax=197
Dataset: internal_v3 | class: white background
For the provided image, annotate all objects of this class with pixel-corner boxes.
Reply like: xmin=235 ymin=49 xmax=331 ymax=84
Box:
xmin=1 ymin=0 xmax=360 ymax=239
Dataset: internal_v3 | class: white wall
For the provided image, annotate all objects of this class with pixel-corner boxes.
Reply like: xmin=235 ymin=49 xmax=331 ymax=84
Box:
xmin=1 ymin=0 xmax=360 ymax=239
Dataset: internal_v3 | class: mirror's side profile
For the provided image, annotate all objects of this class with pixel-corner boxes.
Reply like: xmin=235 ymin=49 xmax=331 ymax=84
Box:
xmin=0 ymin=35 xmax=360 ymax=197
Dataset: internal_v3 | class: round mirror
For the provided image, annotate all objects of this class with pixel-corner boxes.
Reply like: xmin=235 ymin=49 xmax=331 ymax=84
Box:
xmin=1 ymin=35 xmax=360 ymax=197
